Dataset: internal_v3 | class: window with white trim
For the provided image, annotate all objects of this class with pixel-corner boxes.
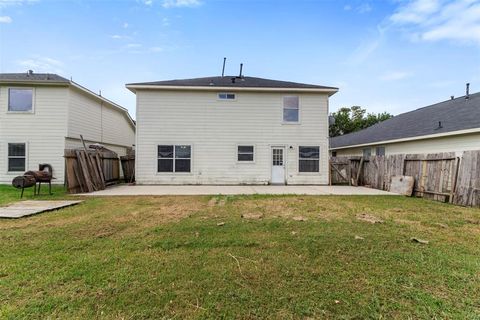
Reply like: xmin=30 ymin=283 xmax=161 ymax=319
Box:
xmin=299 ymin=146 xmax=319 ymax=172
xmin=376 ymin=146 xmax=385 ymax=156
xmin=9 ymin=88 xmax=33 ymax=112
xmin=363 ymin=148 xmax=372 ymax=158
xmin=237 ymin=145 xmax=254 ymax=162
xmin=218 ymin=93 xmax=235 ymax=100
xmin=8 ymin=143 xmax=26 ymax=172
xmin=283 ymin=96 xmax=299 ymax=122
xmin=158 ymin=145 xmax=191 ymax=172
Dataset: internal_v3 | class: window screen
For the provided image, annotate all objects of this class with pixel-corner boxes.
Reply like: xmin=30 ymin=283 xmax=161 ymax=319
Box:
xmin=299 ymin=146 xmax=319 ymax=172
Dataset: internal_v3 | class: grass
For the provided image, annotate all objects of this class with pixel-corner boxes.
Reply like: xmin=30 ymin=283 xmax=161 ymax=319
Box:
xmin=0 ymin=189 xmax=479 ymax=318
xmin=0 ymin=184 xmax=67 ymax=206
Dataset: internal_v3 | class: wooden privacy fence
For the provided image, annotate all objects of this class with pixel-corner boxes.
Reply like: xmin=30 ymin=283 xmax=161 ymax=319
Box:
xmin=65 ymin=149 xmax=120 ymax=194
xmin=330 ymin=150 xmax=480 ymax=207
xmin=120 ymin=154 xmax=135 ymax=183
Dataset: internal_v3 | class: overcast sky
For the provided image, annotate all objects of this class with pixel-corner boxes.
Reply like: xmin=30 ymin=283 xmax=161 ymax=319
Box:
xmin=0 ymin=0 xmax=479 ymax=119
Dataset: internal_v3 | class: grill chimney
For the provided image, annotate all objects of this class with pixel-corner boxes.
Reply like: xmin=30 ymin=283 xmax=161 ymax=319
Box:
xmin=466 ymin=83 xmax=470 ymax=99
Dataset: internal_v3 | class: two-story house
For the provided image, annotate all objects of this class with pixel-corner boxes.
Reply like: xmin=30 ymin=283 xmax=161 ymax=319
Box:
xmin=0 ymin=72 xmax=135 ymax=184
xmin=127 ymin=76 xmax=337 ymax=185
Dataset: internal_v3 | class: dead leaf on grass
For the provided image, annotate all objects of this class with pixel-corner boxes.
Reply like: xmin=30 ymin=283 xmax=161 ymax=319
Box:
xmin=465 ymin=218 xmax=480 ymax=225
xmin=241 ymin=213 xmax=264 ymax=220
xmin=217 ymin=222 xmax=225 ymax=226
xmin=434 ymin=223 xmax=448 ymax=228
xmin=411 ymin=237 xmax=429 ymax=244
xmin=292 ymin=216 xmax=308 ymax=222
xmin=354 ymin=235 xmax=364 ymax=240
xmin=356 ymin=213 xmax=384 ymax=224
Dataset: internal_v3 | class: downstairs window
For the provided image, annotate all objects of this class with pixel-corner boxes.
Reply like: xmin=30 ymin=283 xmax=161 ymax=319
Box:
xmin=158 ymin=145 xmax=191 ymax=172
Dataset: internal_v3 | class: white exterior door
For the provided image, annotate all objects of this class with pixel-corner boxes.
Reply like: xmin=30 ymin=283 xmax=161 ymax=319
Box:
xmin=271 ymin=147 xmax=285 ymax=184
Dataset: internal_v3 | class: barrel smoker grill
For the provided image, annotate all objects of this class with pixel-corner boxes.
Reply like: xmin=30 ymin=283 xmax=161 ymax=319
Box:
xmin=12 ymin=164 xmax=54 ymax=198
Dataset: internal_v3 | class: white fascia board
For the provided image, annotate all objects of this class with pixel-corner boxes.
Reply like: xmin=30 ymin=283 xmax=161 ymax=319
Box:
xmin=126 ymin=84 xmax=339 ymax=96
xmin=329 ymin=128 xmax=480 ymax=150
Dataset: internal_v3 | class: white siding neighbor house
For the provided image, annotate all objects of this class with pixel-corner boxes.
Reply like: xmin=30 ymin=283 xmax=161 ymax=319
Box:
xmin=127 ymin=76 xmax=337 ymax=185
xmin=330 ymin=90 xmax=480 ymax=157
xmin=0 ymin=72 xmax=135 ymax=184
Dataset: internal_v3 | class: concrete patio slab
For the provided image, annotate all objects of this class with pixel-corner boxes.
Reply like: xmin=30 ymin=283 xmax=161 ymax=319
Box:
xmin=0 ymin=200 xmax=83 ymax=219
xmin=80 ymin=185 xmax=398 ymax=196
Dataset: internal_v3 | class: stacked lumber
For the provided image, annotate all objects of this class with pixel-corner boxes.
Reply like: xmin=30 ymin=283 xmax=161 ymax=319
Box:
xmin=64 ymin=149 xmax=119 ymax=194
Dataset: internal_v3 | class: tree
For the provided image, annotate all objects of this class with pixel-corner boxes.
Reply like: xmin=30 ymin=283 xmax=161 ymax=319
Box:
xmin=329 ymin=106 xmax=392 ymax=137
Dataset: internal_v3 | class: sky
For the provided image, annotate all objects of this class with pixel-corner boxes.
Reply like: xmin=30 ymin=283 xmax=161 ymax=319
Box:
xmin=0 ymin=0 xmax=479 ymax=119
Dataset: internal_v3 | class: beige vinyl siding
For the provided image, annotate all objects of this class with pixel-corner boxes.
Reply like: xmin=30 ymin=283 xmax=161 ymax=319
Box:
xmin=67 ymin=87 xmax=135 ymax=148
xmin=136 ymin=90 xmax=329 ymax=185
xmin=333 ymin=132 xmax=480 ymax=157
xmin=0 ymin=85 xmax=68 ymax=183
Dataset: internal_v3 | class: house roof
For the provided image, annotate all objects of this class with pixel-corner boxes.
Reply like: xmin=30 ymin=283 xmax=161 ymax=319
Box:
xmin=126 ymin=76 xmax=338 ymax=92
xmin=330 ymin=92 xmax=480 ymax=149
xmin=0 ymin=72 xmax=135 ymax=128
xmin=0 ymin=72 xmax=70 ymax=83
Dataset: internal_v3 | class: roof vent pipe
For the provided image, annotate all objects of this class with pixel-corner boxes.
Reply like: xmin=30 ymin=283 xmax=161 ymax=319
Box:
xmin=27 ymin=70 xmax=33 ymax=76
xmin=221 ymin=57 xmax=226 ymax=77
xmin=239 ymin=63 xmax=243 ymax=78
xmin=466 ymin=83 xmax=470 ymax=99
xmin=450 ymin=96 xmax=454 ymax=100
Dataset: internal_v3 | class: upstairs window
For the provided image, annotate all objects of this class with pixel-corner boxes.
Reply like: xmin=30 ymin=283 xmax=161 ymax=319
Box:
xmin=158 ymin=145 xmax=191 ymax=173
xmin=237 ymin=145 xmax=254 ymax=162
xmin=363 ymin=148 xmax=372 ymax=158
xmin=218 ymin=93 xmax=235 ymax=100
xmin=376 ymin=146 xmax=385 ymax=156
xmin=299 ymin=146 xmax=319 ymax=172
xmin=283 ymin=96 xmax=299 ymax=122
xmin=8 ymin=143 xmax=26 ymax=172
xmin=9 ymin=88 xmax=33 ymax=112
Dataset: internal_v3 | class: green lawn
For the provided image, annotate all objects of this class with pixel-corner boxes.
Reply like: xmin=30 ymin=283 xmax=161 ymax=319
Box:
xmin=0 ymin=191 xmax=479 ymax=319
xmin=0 ymin=184 xmax=67 ymax=206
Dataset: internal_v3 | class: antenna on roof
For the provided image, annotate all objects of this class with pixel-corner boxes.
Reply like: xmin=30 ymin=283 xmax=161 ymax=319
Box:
xmin=221 ymin=57 xmax=226 ymax=77
xmin=466 ymin=83 xmax=470 ymax=99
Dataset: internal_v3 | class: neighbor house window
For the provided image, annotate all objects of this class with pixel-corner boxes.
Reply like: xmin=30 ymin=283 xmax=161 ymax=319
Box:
xmin=237 ymin=145 xmax=254 ymax=162
xmin=8 ymin=88 xmax=33 ymax=112
xmin=218 ymin=93 xmax=235 ymax=100
xmin=363 ymin=148 xmax=372 ymax=157
xmin=299 ymin=146 xmax=319 ymax=172
xmin=283 ymin=96 xmax=299 ymax=122
xmin=158 ymin=145 xmax=191 ymax=172
xmin=8 ymin=143 xmax=26 ymax=172
xmin=376 ymin=146 xmax=385 ymax=156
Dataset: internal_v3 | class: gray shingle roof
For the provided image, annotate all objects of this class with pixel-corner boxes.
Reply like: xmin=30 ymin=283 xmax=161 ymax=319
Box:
xmin=127 ymin=76 xmax=338 ymax=90
xmin=0 ymin=73 xmax=69 ymax=83
xmin=330 ymin=92 xmax=480 ymax=149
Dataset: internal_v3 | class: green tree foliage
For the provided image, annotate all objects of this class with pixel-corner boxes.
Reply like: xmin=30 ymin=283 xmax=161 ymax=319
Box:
xmin=329 ymin=106 xmax=392 ymax=137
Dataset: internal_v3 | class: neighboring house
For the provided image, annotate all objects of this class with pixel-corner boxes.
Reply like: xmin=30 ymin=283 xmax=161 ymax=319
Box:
xmin=330 ymin=91 xmax=480 ymax=157
xmin=126 ymin=76 xmax=338 ymax=185
xmin=0 ymin=72 xmax=135 ymax=184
